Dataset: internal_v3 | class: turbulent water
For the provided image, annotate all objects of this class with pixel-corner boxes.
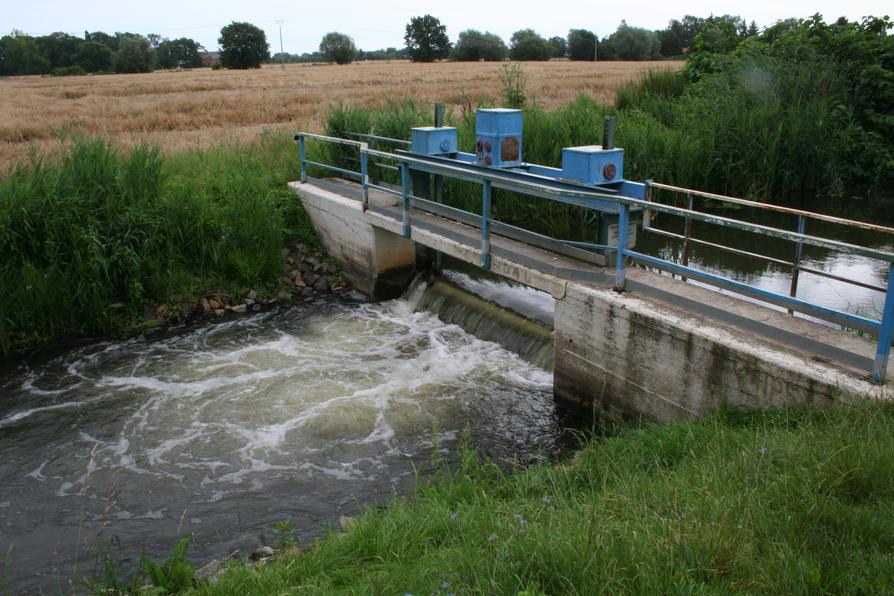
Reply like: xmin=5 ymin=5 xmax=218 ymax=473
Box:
xmin=0 ymin=278 xmax=559 ymax=593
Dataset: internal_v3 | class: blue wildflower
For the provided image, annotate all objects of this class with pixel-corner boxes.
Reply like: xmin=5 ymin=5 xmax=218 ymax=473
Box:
xmin=450 ymin=513 xmax=459 ymax=520
xmin=441 ymin=582 xmax=450 ymax=590
xmin=758 ymin=447 xmax=768 ymax=456
xmin=542 ymin=497 xmax=552 ymax=504
xmin=487 ymin=534 xmax=499 ymax=542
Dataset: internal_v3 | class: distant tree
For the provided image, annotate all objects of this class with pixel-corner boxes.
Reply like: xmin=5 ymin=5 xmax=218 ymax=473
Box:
xmin=36 ymin=32 xmax=82 ymax=69
xmin=694 ymin=15 xmax=747 ymax=54
xmin=74 ymin=40 xmax=113 ymax=72
xmin=657 ymin=15 xmax=705 ymax=57
xmin=599 ymin=21 xmax=660 ymax=60
xmin=114 ymin=35 xmax=155 ymax=73
xmin=219 ymin=22 xmax=269 ymax=69
xmin=509 ymin=29 xmax=550 ymax=61
xmin=0 ymin=34 xmax=50 ymax=75
xmin=404 ymin=15 xmax=450 ymax=62
xmin=567 ymin=29 xmax=596 ymax=60
xmin=147 ymin=33 xmax=164 ymax=48
xmin=547 ymin=36 xmax=567 ymax=58
xmin=156 ymin=38 xmax=202 ymax=69
xmin=85 ymin=31 xmax=118 ymax=51
xmin=453 ymin=30 xmax=507 ymax=61
xmin=319 ymin=32 xmax=357 ymax=64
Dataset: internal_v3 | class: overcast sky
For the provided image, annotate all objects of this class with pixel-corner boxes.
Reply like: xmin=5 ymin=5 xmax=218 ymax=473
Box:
xmin=3 ymin=1 xmax=890 ymax=54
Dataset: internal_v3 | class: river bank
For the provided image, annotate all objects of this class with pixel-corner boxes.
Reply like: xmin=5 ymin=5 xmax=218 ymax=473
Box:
xmin=190 ymin=402 xmax=894 ymax=594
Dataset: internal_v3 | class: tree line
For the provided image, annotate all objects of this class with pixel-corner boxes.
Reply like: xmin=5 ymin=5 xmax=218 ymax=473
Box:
xmin=313 ymin=14 xmax=762 ymax=65
xmin=0 ymin=14 xmax=777 ymax=75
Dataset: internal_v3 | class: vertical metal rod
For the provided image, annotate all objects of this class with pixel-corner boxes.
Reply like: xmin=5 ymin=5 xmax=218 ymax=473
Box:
xmin=434 ymin=102 xmax=444 ymax=127
xmin=298 ymin=135 xmax=307 ymax=183
xmin=360 ymin=149 xmax=368 ymax=212
xmin=788 ymin=215 xmax=806 ymax=314
xmin=642 ymin=179 xmax=653 ymax=229
xmin=400 ymin=162 xmax=411 ymax=238
xmin=872 ymin=264 xmax=894 ymax=384
xmin=481 ymin=180 xmax=492 ymax=270
xmin=681 ymin=191 xmax=694 ymax=281
xmin=615 ymin=204 xmax=629 ymax=292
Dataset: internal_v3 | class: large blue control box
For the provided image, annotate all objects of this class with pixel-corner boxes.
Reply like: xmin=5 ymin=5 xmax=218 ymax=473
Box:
xmin=561 ymin=146 xmax=625 ymax=185
xmin=411 ymin=126 xmax=458 ymax=156
xmin=475 ymin=108 xmax=522 ymax=168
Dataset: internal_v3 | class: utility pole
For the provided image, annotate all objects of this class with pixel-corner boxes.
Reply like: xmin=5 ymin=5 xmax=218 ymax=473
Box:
xmin=276 ymin=20 xmax=285 ymax=69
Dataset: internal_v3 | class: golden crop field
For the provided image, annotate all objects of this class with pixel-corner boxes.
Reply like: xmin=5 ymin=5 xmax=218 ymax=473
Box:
xmin=0 ymin=60 xmax=680 ymax=167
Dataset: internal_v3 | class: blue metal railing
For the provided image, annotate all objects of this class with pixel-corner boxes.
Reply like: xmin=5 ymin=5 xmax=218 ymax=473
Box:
xmin=294 ymin=132 xmax=894 ymax=384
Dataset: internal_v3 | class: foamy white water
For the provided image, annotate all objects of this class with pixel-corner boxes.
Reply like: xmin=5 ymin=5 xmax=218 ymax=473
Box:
xmin=0 ymin=291 xmax=558 ymax=592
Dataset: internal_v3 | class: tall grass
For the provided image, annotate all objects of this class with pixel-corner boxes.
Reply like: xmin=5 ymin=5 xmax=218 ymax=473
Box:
xmin=0 ymin=133 xmax=316 ymax=353
xmin=197 ymin=403 xmax=894 ymax=594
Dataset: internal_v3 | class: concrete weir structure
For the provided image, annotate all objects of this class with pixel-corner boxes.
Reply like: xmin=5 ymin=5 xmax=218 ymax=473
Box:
xmin=290 ymin=179 xmax=890 ymax=422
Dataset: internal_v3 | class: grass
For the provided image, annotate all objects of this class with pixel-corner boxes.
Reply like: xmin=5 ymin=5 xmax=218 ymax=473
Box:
xmin=190 ymin=402 xmax=894 ymax=594
xmin=0 ymin=132 xmax=317 ymax=354
xmin=0 ymin=60 xmax=679 ymax=168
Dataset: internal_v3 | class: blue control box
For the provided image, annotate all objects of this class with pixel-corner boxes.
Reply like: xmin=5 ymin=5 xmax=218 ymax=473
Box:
xmin=561 ymin=146 xmax=625 ymax=185
xmin=475 ymin=108 xmax=523 ymax=168
xmin=411 ymin=127 xmax=458 ymax=156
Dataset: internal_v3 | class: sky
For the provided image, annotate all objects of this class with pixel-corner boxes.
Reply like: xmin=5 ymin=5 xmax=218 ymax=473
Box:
xmin=2 ymin=0 xmax=891 ymax=54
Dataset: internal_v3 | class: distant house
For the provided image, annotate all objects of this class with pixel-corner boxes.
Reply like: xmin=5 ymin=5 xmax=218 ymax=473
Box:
xmin=199 ymin=52 xmax=221 ymax=67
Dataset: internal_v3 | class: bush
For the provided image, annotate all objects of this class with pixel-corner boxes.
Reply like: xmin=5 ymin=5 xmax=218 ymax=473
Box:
xmin=51 ymin=65 xmax=87 ymax=76
xmin=74 ymin=40 xmax=113 ymax=72
xmin=599 ymin=21 xmax=661 ymax=60
xmin=113 ymin=35 xmax=155 ymax=73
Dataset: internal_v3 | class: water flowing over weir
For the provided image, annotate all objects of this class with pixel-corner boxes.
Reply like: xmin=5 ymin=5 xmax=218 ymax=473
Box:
xmin=0 ymin=273 xmax=560 ymax=592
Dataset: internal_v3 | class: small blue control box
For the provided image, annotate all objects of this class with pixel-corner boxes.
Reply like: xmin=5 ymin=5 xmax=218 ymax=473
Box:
xmin=411 ymin=126 xmax=458 ymax=156
xmin=561 ymin=146 xmax=625 ymax=185
xmin=475 ymin=108 xmax=522 ymax=168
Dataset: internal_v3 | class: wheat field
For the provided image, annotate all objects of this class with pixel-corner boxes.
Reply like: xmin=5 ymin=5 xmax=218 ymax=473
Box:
xmin=0 ymin=60 xmax=679 ymax=167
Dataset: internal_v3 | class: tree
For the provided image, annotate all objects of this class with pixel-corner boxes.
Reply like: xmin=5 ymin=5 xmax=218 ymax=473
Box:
xmin=156 ymin=38 xmax=202 ymax=69
xmin=568 ymin=29 xmax=596 ymax=60
xmin=85 ymin=31 xmax=118 ymax=51
xmin=219 ymin=22 xmax=269 ymax=69
xmin=114 ymin=35 xmax=155 ymax=73
xmin=658 ymin=15 xmax=706 ymax=57
xmin=599 ymin=22 xmax=660 ymax=60
xmin=509 ymin=29 xmax=550 ymax=61
xmin=453 ymin=30 xmax=507 ymax=61
xmin=74 ymin=41 xmax=113 ymax=72
xmin=548 ymin=36 xmax=567 ymax=59
xmin=320 ymin=32 xmax=357 ymax=65
xmin=404 ymin=15 xmax=450 ymax=62
xmin=36 ymin=32 xmax=82 ymax=69
xmin=0 ymin=34 xmax=50 ymax=75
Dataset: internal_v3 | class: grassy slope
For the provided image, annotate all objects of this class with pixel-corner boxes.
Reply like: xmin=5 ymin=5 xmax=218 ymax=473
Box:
xmin=197 ymin=403 xmax=894 ymax=595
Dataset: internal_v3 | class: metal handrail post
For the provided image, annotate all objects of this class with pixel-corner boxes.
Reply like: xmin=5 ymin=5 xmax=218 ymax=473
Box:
xmin=681 ymin=191 xmax=694 ymax=281
xmin=298 ymin=135 xmax=307 ymax=183
xmin=481 ymin=180 xmax=492 ymax=270
xmin=872 ymin=264 xmax=894 ymax=384
xmin=788 ymin=215 xmax=806 ymax=314
xmin=615 ymin=204 xmax=630 ymax=292
xmin=360 ymin=150 xmax=369 ymax=211
xmin=400 ymin=162 xmax=411 ymax=238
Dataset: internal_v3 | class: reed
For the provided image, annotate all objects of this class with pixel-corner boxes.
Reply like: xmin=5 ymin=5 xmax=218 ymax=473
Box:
xmin=0 ymin=133 xmax=314 ymax=353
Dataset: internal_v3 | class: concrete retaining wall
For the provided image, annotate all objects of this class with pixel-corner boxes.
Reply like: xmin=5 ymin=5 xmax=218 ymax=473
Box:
xmin=554 ymin=281 xmax=882 ymax=421
xmin=289 ymin=182 xmax=416 ymax=300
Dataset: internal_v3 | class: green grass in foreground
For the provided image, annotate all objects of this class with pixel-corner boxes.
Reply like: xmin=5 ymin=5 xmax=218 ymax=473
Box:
xmin=194 ymin=403 xmax=894 ymax=595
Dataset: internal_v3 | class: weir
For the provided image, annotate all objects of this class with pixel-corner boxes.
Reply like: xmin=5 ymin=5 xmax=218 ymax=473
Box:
xmin=290 ymin=108 xmax=894 ymax=421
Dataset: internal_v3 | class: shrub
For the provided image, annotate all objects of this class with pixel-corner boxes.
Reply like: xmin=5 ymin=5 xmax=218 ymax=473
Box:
xmin=51 ymin=65 xmax=87 ymax=76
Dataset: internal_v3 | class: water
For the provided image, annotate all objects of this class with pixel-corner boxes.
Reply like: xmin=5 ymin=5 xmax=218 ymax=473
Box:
xmin=0 ymin=283 xmax=559 ymax=593
xmin=636 ymin=198 xmax=894 ymax=321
